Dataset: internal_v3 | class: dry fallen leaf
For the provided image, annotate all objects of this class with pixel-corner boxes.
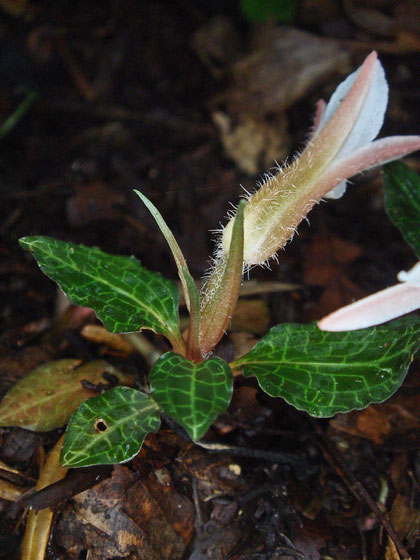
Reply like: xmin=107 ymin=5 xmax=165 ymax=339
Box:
xmin=224 ymin=27 xmax=349 ymax=117
xmin=0 ymin=478 xmax=27 ymax=502
xmin=55 ymin=465 xmax=193 ymax=560
xmin=230 ymin=298 xmax=270 ymax=335
xmin=21 ymin=435 xmax=68 ymax=560
xmin=331 ymin=391 xmax=420 ymax=446
xmin=81 ymin=324 xmax=135 ymax=356
xmin=0 ymin=359 xmax=134 ymax=431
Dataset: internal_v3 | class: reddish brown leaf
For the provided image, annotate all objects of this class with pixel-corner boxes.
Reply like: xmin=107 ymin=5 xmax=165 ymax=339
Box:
xmin=139 ymin=468 xmax=194 ymax=545
xmin=331 ymin=390 xmax=420 ymax=446
xmin=55 ymin=465 xmax=193 ymax=560
xmin=303 ymin=236 xmax=362 ymax=287
xmin=66 ymin=181 xmax=125 ymax=228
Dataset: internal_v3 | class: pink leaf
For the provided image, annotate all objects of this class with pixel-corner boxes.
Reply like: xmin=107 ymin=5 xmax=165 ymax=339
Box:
xmin=318 ymin=283 xmax=420 ymax=331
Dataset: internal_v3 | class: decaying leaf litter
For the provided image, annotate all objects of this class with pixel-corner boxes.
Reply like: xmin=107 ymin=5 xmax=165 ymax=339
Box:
xmin=0 ymin=2 xmax=419 ymax=559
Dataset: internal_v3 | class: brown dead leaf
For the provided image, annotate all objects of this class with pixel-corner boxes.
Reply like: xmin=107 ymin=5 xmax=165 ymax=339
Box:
xmin=390 ymin=454 xmax=409 ymax=495
xmin=176 ymin=446 xmax=245 ymax=498
xmin=331 ymin=390 xmax=420 ymax=446
xmin=388 ymin=493 xmax=420 ymax=551
xmin=0 ymin=360 xmax=134 ymax=431
xmin=123 ymin=469 xmax=194 ymax=549
xmin=133 ymin=429 xmax=190 ymax=474
xmin=385 ymin=536 xmax=401 ymax=560
xmin=1 ymin=428 xmax=40 ymax=464
xmin=26 ymin=465 xmax=112 ymax=512
xmin=307 ymin=275 xmax=366 ymax=322
xmin=302 ymin=236 xmax=365 ymax=321
xmin=0 ymin=478 xmax=27 ymax=501
xmin=224 ymin=27 xmax=349 ymax=117
xmin=55 ymin=466 xmax=145 ymax=559
xmin=21 ymin=435 xmax=68 ymax=560
xmin=66 ymin=181 xmax=125 ymax=228
xmin=278 ymin=518 xmax=331 ymax=560
xmin=303 ymin=236 xmax=362 ymax=287
xmin=81 ymin=324 xmax=135 ymax=356
xmin=212 ymin=111 xmax=289 ymax=175
xmin=54 ymin=465 xmax=193 ymax=560
xmin=230 ymin=298 xmax=270 ymax=335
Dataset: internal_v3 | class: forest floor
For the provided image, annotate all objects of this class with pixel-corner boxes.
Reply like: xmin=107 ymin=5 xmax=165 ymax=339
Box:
xmin=0 ymin=1 xmax=419 ymax=559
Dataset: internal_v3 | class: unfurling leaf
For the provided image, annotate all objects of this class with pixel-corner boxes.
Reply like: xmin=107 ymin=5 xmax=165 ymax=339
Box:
xmin=149 ymin=352 xmax=233 ymax=440
xmin=231 ymin=320 xmax=420 ymax=417
xmin=0 ymin=360 xmax=133 ymax=431
xmin=200 ymin=200 xmax=245 ymax=355
xmin=61 ymin=387 xmax=161 ymax=467
xmin=19 ymin=237 xmax=184 ymax=351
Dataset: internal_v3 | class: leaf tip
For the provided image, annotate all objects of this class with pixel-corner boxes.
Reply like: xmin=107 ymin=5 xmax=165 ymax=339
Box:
xmin=19 ymin=236 xmax=31 ymax=250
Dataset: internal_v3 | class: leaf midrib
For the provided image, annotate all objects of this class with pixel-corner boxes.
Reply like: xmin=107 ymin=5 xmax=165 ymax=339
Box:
xmin=232 ymin=358 xmax=400 ymax=370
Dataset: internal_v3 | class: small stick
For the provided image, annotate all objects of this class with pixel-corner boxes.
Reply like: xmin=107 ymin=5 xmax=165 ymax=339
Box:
xmin=192 ymin=477 xmax=203 ymax=530
xmin=57 ymin=39 xmax=97 ymax=101
xmin=313 ymin=423 xmax=410 ymax=559
xmin=161 ymin=414 xmax=309 ymax=475
xmin=196 ymin=440 xmax=303 ymax=468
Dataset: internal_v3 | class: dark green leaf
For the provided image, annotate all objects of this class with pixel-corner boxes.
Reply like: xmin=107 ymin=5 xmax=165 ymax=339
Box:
xmin=231 ymin=321 xmax=420 ymax=418
xmin=61 ymin=387 xmax=161 ymax=467
xmin=149 ymin=352 xmax=233 ymax=440
xmin=384 ymin=162 xmax=420 ymax=258
xmin=241 ymin=0 xmax=296 ymax=23
xmin=19 ymin=237 xmax=183 ymax=346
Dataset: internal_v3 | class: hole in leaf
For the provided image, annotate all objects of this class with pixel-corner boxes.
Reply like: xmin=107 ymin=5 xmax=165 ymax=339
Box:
xmin=94 ymin=419 xmax=108 ymax=432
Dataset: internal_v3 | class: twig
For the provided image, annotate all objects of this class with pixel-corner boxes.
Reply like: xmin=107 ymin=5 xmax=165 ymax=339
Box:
xmin=197 ymin=440 xmax=303 ymax=467
xmin=124 ymin=333 xmax=162 ymax=367
xmin=192 ymin=477 xmax=203 ymax=530
xmin=313 ymin=422 xmax=410 ymax=559
xmin=57 ymin=39 xmax=97 ymax=101
xmin=161 ymin=415 xmax=310 ymax=477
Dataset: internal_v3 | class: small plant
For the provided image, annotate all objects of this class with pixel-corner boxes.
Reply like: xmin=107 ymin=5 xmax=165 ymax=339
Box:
xmin=5 ymin=52 xmax=420 ymax=468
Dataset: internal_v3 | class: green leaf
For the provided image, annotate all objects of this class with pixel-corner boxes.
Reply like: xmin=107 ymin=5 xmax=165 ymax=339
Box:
xmin=241 ymin=0 xmax=296 ymax=23
xmin=133 ymin=191 xmax=202 ymax=359
xmin=231 ymin=321 xmax=420 ymax=418
xmin=61 ymin=386 xmax=161 ymax=467
xmin=133 ymin=190 xmax=198 ymax=312
xmin=19 ymin=236 xmax=184 ymax=349
xmin=149 ymin=352 xmax=233 ymax=440
xmin=384 ymin=162 xmax=420 ymax=258
xmin=0 ymin=360 xmax=133 ymax=432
